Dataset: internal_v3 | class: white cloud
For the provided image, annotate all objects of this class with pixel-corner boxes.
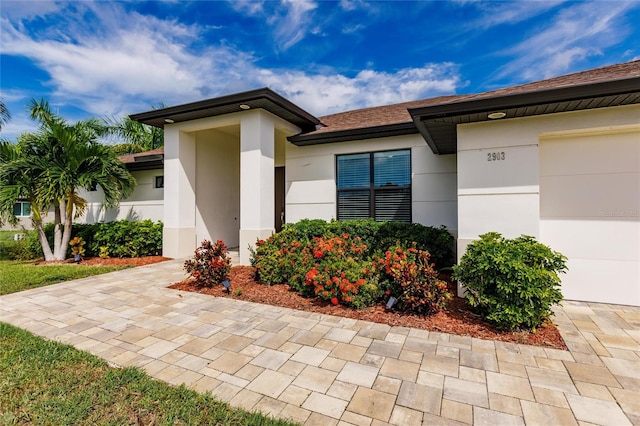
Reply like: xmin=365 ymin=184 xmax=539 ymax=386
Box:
xmin=271 ymin=0 xmax=318 ymax=50
xmin=228 ymin=0 xmax=318 ymax=50
xmin=0 ymin=3 xmax=258 ymax=118
xmin=468 ymin=1 xmax=565 ymax=29
xmin=1 ymin=0 xmax=462 ymax=131
xmin=339 ymin=0 xmax=369 ymax=12
xmin=258 ymin=63 xmax=460 ymax=115
xmin=494 ymin=1 xmax=637 ymax=82
xmin=228 ymin=0 xmax=266 ymax=16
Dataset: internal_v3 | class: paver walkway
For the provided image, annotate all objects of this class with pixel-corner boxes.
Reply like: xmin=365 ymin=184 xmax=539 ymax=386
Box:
xmin=1 ymin=259 xmax=639 ymax=425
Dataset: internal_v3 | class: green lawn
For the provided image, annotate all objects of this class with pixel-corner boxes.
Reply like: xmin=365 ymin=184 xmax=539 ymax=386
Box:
xmin=0 ymin=260 xmax=128 ymax=295
xmin=0 ymin=323 xmax=298 ymax=425
xmin=0 ymin=258 xmax=300 ymax=425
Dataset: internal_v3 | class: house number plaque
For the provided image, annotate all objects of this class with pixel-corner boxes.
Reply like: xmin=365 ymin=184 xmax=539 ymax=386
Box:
xmin=487 ymin=152 xmax=506 ymax=161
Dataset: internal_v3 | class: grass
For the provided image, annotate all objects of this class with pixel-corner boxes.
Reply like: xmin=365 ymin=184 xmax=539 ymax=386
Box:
xmin=0 ymin=260 xmax=128 ymax=295
xmin=0 ymin=323 xmax=298 ymax=425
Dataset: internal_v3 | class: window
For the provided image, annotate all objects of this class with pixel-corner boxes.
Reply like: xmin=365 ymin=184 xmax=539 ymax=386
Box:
xmin=336 ymin=149 xmax=411 ymax=222
xmin=155 ymin=176 xmax=164 ymax=189
xmin=13 ymin=201 xmax=31 ymax=217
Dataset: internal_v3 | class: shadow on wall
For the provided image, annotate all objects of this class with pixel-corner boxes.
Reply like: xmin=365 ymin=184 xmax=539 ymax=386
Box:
xmin=84 ymin=205 xmax=140 ymax=224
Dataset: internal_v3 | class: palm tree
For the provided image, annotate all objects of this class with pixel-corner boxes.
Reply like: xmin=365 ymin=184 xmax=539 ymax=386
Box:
xmin=105 ymin=104 xmax=164 ymax=155
xmin=0 ymin=100 xmax=10 ymax=130
xmin=0 ymin=99 xmax=136 ymax=261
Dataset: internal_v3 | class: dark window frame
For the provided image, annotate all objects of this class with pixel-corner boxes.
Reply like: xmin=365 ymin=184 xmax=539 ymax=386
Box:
xmin=155 ymin=175 xmax=164 ymax=189
xmin=335 ymin=149 xmax=412 ymax=222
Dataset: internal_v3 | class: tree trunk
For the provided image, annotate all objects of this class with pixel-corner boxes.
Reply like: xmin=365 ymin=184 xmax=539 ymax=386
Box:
xmin=52 ymin=201 xmax=63 ymax=259
xmin=33 ymin=217 xmax=55 ymax=261
xmin=56 ymin=197 xmax=74 ymax=261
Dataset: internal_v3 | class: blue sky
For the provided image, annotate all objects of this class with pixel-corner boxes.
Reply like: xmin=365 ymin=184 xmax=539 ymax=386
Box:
xmin=1 ymin=0 xmax=639 ymax=141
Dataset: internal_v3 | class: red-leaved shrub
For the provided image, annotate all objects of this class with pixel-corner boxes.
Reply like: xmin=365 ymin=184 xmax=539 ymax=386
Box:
xmin=377 ymin=245 xmax=451 ymax=315
xmin=184 ymin=240 xmax=231 ymax=288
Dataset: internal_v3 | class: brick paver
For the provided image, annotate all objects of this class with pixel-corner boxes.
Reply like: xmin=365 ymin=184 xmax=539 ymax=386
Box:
xmin=1 ymin=258 xmax=639 ymax=425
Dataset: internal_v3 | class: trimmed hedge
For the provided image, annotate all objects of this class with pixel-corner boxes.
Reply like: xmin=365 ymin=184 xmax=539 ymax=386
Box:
xmin=12 ymin=220 xmax=163 ymax=260
xmin=250 ymin=219 xmax=454 ymax=312
xmin=278 ymin=219 xmax=455 ymax=268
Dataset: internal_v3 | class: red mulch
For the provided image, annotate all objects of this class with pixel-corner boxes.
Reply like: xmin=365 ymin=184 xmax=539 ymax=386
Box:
xmin=35 ymin=256 xmax=171 ymax=267
xmin=169 ymin=266 xmax=567 ymax=350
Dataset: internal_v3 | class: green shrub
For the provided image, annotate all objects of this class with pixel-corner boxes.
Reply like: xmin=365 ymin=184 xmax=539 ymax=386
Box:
xmin=453 ymin=232 xmax=567 ymax=331
xmin=89 ymin=220 xmax=163 ymax=258
xmin=278 ymin=219 xmax=455 ymax=268
xmin=252 ymin=219 xmax=455 ymax=312
xmin=0 ymin=231 xmax=41 ymax=260
xmin=9 ymin=220 xmax=163 ymax=260
xmin=251 ymin=237 xmax=287 ymax=286
xmin=376 ymin=245 xmax=451 ymax=315
xmin=184 ymin=240 xmax=232 ymax=288
xmin=21 ymin=230 xmax=46 ymax=260
xmin=377 ymin=222 xmax=454 ymax=268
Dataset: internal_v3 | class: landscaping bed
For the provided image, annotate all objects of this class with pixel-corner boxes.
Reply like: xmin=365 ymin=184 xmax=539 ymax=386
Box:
xmin=33 ymin=256 xmax=171 ymax=267
xmin=169 ymin=265 xmax=567 ymax=350
xmin=70 ymin=256 xmax=170 ymax=267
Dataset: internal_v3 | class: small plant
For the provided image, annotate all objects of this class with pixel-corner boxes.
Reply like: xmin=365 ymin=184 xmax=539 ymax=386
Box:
xmin=98 ymin=246 xmax=110 ymax=259
xmin=453 ymin=232 xmax=567 ymax=331
xmin=184 ymin=240 xmax=232 ymax=288
xmin=232 ymin=288 xmax=243 ymax=297
xmin=377 ymin=245 xmax=451 ymax=315
xmin=69 ymin=236 xmax=86 ymax=261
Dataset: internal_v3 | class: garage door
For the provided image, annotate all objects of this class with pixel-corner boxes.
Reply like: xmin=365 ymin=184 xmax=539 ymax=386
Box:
xmin=539 ymin=127 xmax=640 ymax=306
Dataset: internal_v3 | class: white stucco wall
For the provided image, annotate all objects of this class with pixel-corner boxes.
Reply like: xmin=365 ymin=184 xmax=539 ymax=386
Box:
xmin=285 ymin=134 xmax=458 ymax=234
xmin=457 ymin=104 xmax=640 ymax=305
xmin=161 ymin=109 xmax=300 ymax=260
xmin=79 ymin=169 xmax=164 ymax=224
xmin=195 ymin=128 xmax=240 ymax=247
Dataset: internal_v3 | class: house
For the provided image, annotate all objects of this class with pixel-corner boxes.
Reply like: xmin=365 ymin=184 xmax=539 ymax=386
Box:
xmin=1 ymin=149 xmax=165 ymax=231
xmin=122 ymin=60 xmax=639 ymax=307
xmin=80 ymin=148 xmax=165 ymax=224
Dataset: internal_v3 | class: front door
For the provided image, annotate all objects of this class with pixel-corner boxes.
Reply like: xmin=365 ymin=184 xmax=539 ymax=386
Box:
xmin=275 ymin=167 xmax=285 ymax=232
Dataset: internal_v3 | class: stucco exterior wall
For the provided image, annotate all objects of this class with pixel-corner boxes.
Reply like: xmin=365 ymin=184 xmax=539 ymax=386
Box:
xmin=195 ymin=128 xmax=240 ymax=247
xmin=80 ymin=169 xmax=164 ymax=224
xmin=285 ymin=134 xmax=458 ymax=234
xmin=457 ymin=104 xmax=640 ymax=305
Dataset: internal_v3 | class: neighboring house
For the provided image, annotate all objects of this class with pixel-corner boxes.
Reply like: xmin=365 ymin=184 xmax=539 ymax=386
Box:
xmin=123 ymin=60 xmax=636 ymax=307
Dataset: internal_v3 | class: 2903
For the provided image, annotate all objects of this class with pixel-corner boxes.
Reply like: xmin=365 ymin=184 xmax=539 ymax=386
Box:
xmin=487 ymin=152 xmax=505 ymax=161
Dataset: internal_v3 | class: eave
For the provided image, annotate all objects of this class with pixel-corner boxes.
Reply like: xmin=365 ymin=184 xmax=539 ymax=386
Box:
xmin=288 ymin=122 xmax=418 ymax=146
xmin=408 ymin=77 xmax=640 ymax=155
xmin=130 ymin=88 xmax=321 ymax=133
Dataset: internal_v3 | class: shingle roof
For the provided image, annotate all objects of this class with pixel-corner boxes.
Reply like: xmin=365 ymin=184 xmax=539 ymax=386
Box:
xmin=311 ymin=95 xmax=470 ymax=134
xmin=118 ymin=148 xmax=164 ymax=164
xmin=461 ymin=59 xmax=640 ymax=102
xmin=305 ymin=60 xmax=640 ymax=137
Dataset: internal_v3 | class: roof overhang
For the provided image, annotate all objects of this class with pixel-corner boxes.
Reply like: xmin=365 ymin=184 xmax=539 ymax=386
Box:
xmin=408 ymin=77 xmax=640 ymax=155
xmin=288 ymin=122 xmax=418 ymax=146
xmin=119 ymin=150 xmax=164 ymax=172
xmin=130 ymin=88 xmax=321 ymax=133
